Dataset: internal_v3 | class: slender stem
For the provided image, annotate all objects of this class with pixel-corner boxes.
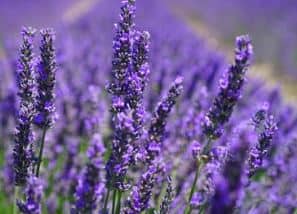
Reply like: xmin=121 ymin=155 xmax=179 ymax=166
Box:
xmin=13 ymin=186 xmax=20 ymax=214
xmin=35 ymin=127 xmax=47 ymax=177
xmin=112 ymin=189 xmax=117 ymax=214
xmin=199 ymin=203 xmax=206 ymax=214
xmin=115 ymin=190 xmax=122 ymax=214
xmin=184 ymin=139 xmax=212 ymax=214
xmin=184 ymin=160 xmax=202 ymax=214
xmin=188 ymin=167 xmax=199 ymax=202
xmin=103 ymin=188 xmax=111 ymax=212
xmin=202 ymin=139 xmax=213 ymax=155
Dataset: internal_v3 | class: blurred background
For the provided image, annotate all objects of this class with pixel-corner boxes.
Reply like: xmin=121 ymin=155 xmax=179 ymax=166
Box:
xmin=1 ymin=0 xmax=297 ymax=102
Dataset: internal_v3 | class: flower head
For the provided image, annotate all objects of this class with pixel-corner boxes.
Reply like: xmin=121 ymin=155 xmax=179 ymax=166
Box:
xmin=74 ymin=134 xmax=105 ymax=213
xmin=248 ymin=105 xmax=277 ymax=177
xmin=160 ymin=176 xmax=174 ymax=214
xmin=34 ymin=28 xmax=56 ymax=128
xmin=13 ymin=27 xmax=37 ymax=186
xmin=124 ymin=163 xmax=162 ymax=213
xmin=17 ymin=176 xmax=43 ymax=214
xmin=210 ymin=133 xmax=249 ymax=213
xmin=146 ymin=77 xmax=183 ymax=162
xmin=202 ymin=35 xmax=253 ymax=140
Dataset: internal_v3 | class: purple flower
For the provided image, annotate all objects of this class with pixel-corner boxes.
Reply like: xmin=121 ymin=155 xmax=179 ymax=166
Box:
xmin=53 ymin=137 xmax=81 ymax=196
xmin=108 ymin=0 xmax=135 ymax=86
xmin=106 ymin=0 xmax=149 ymax=190
xmin=73 ymin=134 xmax=105 ymax=213
xmin=160 ymin=176 xmax=174 ymax=214
xmin=248 ymin=105 xmax=278 ymax=177
xmin=81 ymin=85 xmax=103 ymax=136
xmin=190 ymin=192 xmax=205 ymax=209
xmin=210 ymin=133 xmax=250 ymax=213
xmin=106 ymin=112 xmax=135 ymax=190
xmin=145 ymin=77 xmax=183 ymax=162
xmin=17 ymin=176 xmax=43 ymax=214
xmin=191 ymin=141 xmax=202 ymax=159
xmin=127 ymin=30 xmax=150 ymax=109
xmin=34 ymin=28 xmax=56 ymax=128
xmin=13 ymin=27 xmax=36 ymax=186
xmin=123 ymin=163 xmax=162 ymax=213
xmin=129 ymin=30 xmax=150 ymax=140
xmin=202 ymin=35 xmax=253 ymax=140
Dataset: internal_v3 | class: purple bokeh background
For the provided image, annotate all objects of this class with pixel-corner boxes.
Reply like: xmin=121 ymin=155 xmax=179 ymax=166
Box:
xmin=0 ymin=0 xmax=79 ymax=38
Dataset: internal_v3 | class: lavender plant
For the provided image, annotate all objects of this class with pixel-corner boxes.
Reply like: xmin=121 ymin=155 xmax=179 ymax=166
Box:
xmin=13 ymin=27 xmax=36 ymax=187
xmin=105 ymin=0 xmax=137 ymax=191
xmin=248 ymin=105 xmax=278 ymax=177
xmin=145 ymin=76 xmax=183 ymax=162
xmin=1 ymin=0 xmax=297 ymax=213
xmin=17 ymin=176 xmax=43 ymax=214
xmin=202 ymin=35 xmax=253 ymax=141
xmin=73 ymin=134 xmax=105 ymax=213
xmin=34 ymin=28 xmax=57 ymax=177
xmin=210 ymin=133 xmax=249 ymax=213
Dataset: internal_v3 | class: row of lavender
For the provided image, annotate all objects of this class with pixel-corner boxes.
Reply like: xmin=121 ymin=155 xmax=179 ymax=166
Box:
xmin=0 ymin=0 xmax=297 ymax=213
xmin=172 ymin=0 xmax=297 ymax=78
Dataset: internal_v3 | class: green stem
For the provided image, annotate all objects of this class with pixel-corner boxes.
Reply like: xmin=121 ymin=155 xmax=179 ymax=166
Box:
xmin=184 ymin=160 xmax=202 ymax=214
xmin=115 ymin=190 xmax=122 ymax=214
xmin=202 ymin=139 xmax=213 ymax=155
xmin=103 ymin=188 xmax=111 ymax=212
xmin=184 ymin=139 xmax=212 ymax=214
xmin=13 ymin=186 xmax=20 ymax=214
xmin=112 ymin=189 xmax=117 ymax=214
xmin=35 ymin=127 xmax=47 ymax=177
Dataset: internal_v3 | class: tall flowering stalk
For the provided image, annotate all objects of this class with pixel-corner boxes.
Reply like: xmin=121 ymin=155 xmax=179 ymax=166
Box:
xmin=35 ymin=28 xmax=56 ymax=128
xmin=210 ymin=134 xmax=249 ymax=213
xmin=248 ymin=106 xmax=277 ymax=177
xmin=145 ymin=77 xmax=183 ymax=162
xmin=202 ymin=35 xmax=253 ymax=141
xmin=123 ymin=163 xmax=162 ymax=213
xmin=123 ymin=78 xmax=183 ymax=213
xmin=13 ymin=27 xmax=36 ymax=186
xmin=185 ymin=35 xmax=253 ymax=214
xmin=106 ymin=0 xmax=137 ymax=191
xmin=17 ymin=176 xmax=43 ymax=214
xmin=34 ymin=28 xmax=57 ymax=177
xmin=160 ymin=176 xmax=174 ymax=214
xmin=73 ymin=134 xmax=105 ymax=213
xmin=128 ymin=31 xmax=150 ymax=157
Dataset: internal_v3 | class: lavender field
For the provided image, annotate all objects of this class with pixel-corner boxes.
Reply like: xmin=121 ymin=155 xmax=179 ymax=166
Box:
xmin=0 ymin=0 xmax=297 ymax=213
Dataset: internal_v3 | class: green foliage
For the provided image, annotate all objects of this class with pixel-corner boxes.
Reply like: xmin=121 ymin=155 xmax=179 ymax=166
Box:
xmin=251 ymin=169 xmax=266 ymax=182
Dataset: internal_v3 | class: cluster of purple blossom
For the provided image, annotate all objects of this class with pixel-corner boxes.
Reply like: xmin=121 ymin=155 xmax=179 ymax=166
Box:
xmin=0 ymin=0 xmax=297 ymax=213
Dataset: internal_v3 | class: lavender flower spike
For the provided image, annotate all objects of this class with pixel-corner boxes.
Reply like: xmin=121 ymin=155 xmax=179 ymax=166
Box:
xmin=13 ymin=27 xmax=36 ymax=186
xmin=248 ymin=105 xmax=277 ymax=177
xmin=203 ymin=35 xmax=253 ymax=140
xmin=128 ymin=30 xmax=151 ymax=162
xmin=17 ymin=176 xmax=43 ymax=214
xmin=73 ymin=134 xmax=105 ymax=213
xmin=109 ymin=0 xmax=135 ymax=86
xmin=146 ymin=77 xmax=183 ymax=162
xmin=106 ymin=112 xmax=135 ymax=190
xmin=35 ymin=28 xmax=57 ymax=128
xmin=123 ymin=163 xmax=162 ymax=213
xmin=128 ymin=30 xmax=150 ymax=109
xmin=160 ymin=176 xmax=174 ymax=214
xmin=106 ymin=0 xmax=138 ymax=190
xmin=210 ymin=134 xmax=249 ymax=213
